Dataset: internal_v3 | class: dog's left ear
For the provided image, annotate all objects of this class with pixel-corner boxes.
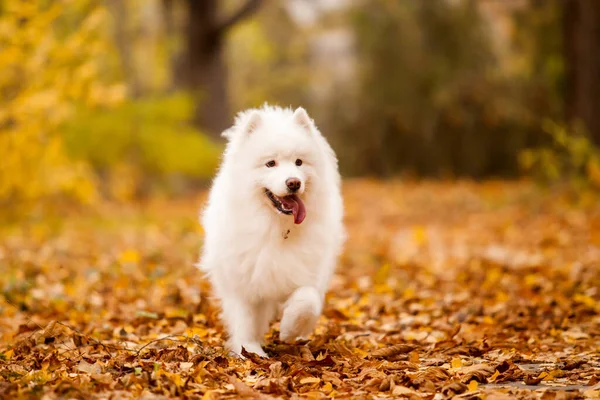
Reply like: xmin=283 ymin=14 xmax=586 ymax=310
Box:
xmin=293 ymin=107 xmax=313 ymax=132
xmin=244 ymin=111 xmax=262 ymax=134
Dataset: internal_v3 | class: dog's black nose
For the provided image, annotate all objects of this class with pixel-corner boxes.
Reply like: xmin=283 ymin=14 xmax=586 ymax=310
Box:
xmin=286 ymin=178 xmax=301 ymax=192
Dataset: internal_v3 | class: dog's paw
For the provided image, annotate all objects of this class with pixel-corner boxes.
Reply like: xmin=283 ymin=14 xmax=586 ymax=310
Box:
xmin=280 ymin=287 xmax=321 ymax=342
xmin=280 ymin=310 xmax=317 ymax=342
xmin=229 ymin=342 xmax=268 ymax=358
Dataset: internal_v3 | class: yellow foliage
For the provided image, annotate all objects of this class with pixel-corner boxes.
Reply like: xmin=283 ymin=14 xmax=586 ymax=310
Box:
xmin=0 ymin=0 xmax=125 ymax=217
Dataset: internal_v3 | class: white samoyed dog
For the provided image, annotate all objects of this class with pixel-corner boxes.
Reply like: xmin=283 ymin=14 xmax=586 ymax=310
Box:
xmin=198 ymin=104 xmax=345 ymax=357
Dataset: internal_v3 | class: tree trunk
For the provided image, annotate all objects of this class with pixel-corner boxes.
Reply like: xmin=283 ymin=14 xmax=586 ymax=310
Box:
xmin=182 ymin=0 xmax=262 ymax=137
xmin=106 ymin=0 xmax=140 ymax=97
xmin=181 ymin=0 xmax=226 ymax=135
xmin=160 ymin=0 xmax=181 ymax=91
xmin=563 ymin=0 xmax=600 ymax=144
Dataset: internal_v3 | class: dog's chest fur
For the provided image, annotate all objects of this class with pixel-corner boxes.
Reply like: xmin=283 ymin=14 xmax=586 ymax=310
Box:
xmin=228 ymin=219 xmax=324 ymax=303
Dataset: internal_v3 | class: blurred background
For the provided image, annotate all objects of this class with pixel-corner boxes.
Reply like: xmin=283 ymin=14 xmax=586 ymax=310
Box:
xmin=1 ymin=0 xmax=599 ymax=219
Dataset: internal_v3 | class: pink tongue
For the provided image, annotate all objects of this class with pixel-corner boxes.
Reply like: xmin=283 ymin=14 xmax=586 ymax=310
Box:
xmin=281 ymin=194 xmax=306 ymax=224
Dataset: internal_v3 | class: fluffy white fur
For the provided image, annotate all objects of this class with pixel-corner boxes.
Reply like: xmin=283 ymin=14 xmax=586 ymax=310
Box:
xmin=198 ymin=104 xmax=345 ymax=357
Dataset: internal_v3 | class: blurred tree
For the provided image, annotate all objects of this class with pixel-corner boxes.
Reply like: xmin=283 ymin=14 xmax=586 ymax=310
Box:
xmin=329 ymin=0 xmax=531 ymax=178
xmin=563 ymin=0 xmax=600 ymax=145
xmin=227 ymin=0 xmax=311 ymax=113
xmin=323 ymin=0 xmax=591 ymax=178
xmin=179 ymin=0 xmax=263 ymax=135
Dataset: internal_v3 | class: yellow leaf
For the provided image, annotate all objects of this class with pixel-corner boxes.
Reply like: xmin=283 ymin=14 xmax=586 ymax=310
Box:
xmin=409 ymin=351 xmax=420 ymax=363
xmin=403 ymin=287 xmax=416 ymax=299
xmin=166 ymin=308 xmax=188 ymax=319
xmin=2 ymin=349 xmax=14 ymax=360
xmin=162 ymin=371 xmax=184 ymax=387
xmin=201 ymin=390 xmax=219 ymax=400
xmin=495 ymin=291 xmax=509 ymax=302
xmin=549 ymin=369 xmax=565 ymax=378
xmin=468 ymin=380 xmax=478 ymax=391
xmin=574 ymin=294 xmax=596 ymax=309
xmin=412 ymin=226 xmax=427 ymax=244
xmin=171 ymin=373 xmax=183 ymax=387
xmin=524 ymin=274 xmax=538 ymax=287
xmin=186 ymin=327 xmax=209 ymax=338
xmin=352 ymin=347 xmax=369 ymax=358
xmin=373 ymin=263 xmax=390 ymax=285
xmin=119 ymin=249 xmax=140 ymax=264
xmin=321 ymin=381 xmax=333 ymax=392
xmin=451 ymin=358 xmax=463 ymax=369
xmin=374 ymin=283 xmax=392 ymax=294
xmin=489 ymin=370 xmax=500 ymax=382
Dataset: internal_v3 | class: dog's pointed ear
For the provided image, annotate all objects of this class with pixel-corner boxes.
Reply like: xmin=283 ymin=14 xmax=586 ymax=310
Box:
xmin=293 ymin=107 xmax=313 ymax=132
xmin=244 ymin=111 xmax=262 ymax=134
xmin=221 ymin=110 xmax=262 ymax=140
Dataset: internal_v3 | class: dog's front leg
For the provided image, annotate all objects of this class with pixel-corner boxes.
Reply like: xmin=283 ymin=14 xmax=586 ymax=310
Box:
xmin=221 ymin=296 xmax=268 ymax=358
xmin=279 ymin=286 xmax=323 ymax=342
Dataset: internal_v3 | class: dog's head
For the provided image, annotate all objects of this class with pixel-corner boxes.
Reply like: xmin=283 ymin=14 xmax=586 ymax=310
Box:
xmin=221 ymin=106 xmax=329 ymax=225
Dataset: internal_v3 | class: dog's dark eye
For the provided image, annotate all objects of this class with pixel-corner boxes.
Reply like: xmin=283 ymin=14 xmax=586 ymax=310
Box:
xmin=266 ymin=160 xmax=276 ymax=168
xmin=295 ymin=159 xmax=303 ymax=166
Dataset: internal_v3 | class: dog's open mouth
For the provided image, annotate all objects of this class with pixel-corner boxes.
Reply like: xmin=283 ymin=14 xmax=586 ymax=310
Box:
xmin=265 ymin=189 xmax=306 ymax=224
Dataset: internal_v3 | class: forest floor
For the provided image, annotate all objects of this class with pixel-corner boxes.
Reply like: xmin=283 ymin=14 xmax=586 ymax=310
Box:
xmin=1 ymin=180 xmax=599 ymax=399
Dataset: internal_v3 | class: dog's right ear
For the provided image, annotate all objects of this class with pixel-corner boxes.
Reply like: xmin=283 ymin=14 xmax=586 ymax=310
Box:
xmin=293 ymin=107 xmax=313 ymax=132
xmin=221 ymin=111 xmax=262 ymax=140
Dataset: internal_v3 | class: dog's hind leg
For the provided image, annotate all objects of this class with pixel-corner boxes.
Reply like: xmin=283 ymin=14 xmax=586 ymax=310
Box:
xmin=279 ymin=286 xmax=322 ymax=342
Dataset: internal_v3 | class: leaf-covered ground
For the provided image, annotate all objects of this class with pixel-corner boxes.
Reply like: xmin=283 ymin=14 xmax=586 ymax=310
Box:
xmin=1 ymin=180 xmax=599 ymax=399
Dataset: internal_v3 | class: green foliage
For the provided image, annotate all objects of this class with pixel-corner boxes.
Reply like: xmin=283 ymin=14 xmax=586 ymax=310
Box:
xmin=63 ymin=94 xmax=221 ymax=200
xmin=519 ymin=121 xmax=600 ymax=191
